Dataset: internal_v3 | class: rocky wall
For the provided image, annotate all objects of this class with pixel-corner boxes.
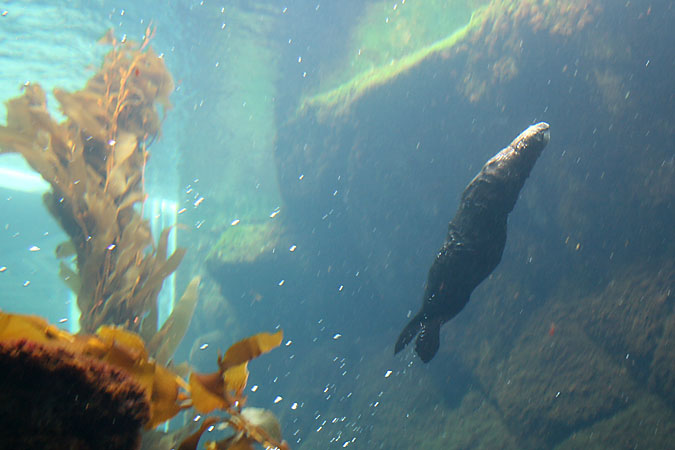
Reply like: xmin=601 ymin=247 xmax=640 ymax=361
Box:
xmin=273 ymin=0 xmax=674 ymax=448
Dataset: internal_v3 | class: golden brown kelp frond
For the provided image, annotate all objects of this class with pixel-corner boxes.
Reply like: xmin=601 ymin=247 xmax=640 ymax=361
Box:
xmin=88 ymin=27 xmax=173 ymax=145
xmin=148 ymin=276 xmax=202 ymax=366
xmin=0 ymin=85 xmax=71 ymax=193
xmin=0 ymin=30 xmax=181 ymax=334
xmin=188 ymin=330 xmax=284 ymax=415
xmin=184 ymin=330 xmax=288 ymax=450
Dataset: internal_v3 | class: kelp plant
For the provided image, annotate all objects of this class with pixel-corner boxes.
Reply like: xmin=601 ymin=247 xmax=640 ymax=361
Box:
xmin=0 ymin=28 xmax=290 ymax=449
xmin=0 ymin=28 xmax=183 ymax=336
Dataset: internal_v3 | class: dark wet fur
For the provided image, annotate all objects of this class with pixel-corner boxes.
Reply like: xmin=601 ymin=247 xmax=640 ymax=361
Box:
xmin=395 ymin=123 xmax=550 ymax=362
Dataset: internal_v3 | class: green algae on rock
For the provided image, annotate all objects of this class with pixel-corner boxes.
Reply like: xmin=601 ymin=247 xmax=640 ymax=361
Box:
xmin=298 ymin=2 xmax=485 ymax=118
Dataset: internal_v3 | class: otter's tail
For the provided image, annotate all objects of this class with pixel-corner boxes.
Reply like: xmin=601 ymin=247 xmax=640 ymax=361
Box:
xmin=395 ymin=314 xmax=441 ymax=363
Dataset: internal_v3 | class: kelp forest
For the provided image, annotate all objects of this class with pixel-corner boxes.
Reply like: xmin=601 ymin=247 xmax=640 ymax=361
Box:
xmin=0 ymin=29 xmax=288 ymax=450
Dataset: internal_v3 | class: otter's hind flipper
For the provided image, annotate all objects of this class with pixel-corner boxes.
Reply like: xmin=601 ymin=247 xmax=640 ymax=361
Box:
xmin=395 ymin=313 xmax=442 ymax=363
xmin=394 ymin=313 xmax=423 ymax=355
xmin=415 ymin=318 xmax=441 ymax=363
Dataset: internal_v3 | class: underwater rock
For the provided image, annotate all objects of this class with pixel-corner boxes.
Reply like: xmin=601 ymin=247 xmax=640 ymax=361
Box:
xmin=206 ymin=221 xmax=305 ymax=319
xmin=555 ymin=395 xmax=675 ymax=450
xmin=571 ymin=265 xmax=675 ymax=402
xmin=649 ymin=310 xmax=675 ymax=406
xmin=270 ymin=0 xmax=673 ymax=447
xmin=395 ymin=122 xmax=550 ymax=362
xmin=490 ymin=319 xmax=639 ymax=447
xmin=0 ymin=339 xmax=149 ymax=450
xmin=453 ymin=260 xmax=673 ymax=448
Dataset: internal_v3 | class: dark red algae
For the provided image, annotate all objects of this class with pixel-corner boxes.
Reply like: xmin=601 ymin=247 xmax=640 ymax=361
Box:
xmin=0 ymin=339 xmax=149 ymax=450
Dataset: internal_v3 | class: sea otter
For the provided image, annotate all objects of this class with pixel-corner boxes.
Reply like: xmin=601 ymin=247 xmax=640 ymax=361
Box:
xmin=395 ymin=122 xmax=550 ymax=362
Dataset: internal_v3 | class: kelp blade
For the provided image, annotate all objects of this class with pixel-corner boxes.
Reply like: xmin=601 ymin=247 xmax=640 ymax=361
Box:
xmin=189 ymin=371 xmax=229 ymax=414
xmin=149 ymin=276 xmax=201 ymax=365
xmin=223 ymin=362 xmax=249 ymax=395
xmin=220 ymin=330 xmax=283 ymax=370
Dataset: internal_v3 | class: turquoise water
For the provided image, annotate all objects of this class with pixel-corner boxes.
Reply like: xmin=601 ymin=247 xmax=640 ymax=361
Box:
xmin=1 ymin=1 xmax=673 ymax=448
